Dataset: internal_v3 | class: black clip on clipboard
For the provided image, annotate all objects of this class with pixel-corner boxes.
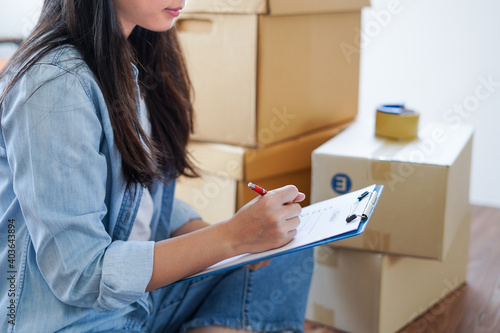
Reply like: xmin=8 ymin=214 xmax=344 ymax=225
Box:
xmin=346 ymin=189 xmax=379 ymax=223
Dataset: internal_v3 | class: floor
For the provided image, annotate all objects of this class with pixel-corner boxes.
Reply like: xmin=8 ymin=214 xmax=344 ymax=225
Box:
xmin=304 ymin=205 xmax=500 ymax=333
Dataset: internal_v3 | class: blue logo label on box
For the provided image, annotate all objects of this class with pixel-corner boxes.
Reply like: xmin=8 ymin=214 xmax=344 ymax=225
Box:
xmin=331 ymin=174 xmax=352 ymax=194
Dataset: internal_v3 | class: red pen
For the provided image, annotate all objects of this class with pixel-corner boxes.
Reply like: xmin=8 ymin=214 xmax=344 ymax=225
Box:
xmin=247 ymin=182 xmax=267 ymax=196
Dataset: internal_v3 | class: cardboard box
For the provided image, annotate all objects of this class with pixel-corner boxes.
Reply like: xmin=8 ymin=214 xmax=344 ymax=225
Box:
xmin=176 ymin=1 xmax=368 ymax=147
xmin=311 ymin=119 xmax=473 ymax=260
xmin=306 ymin=212 xmax=470 ymax=333
xmin=175 ymin=123 xmax=349 ymax=223
xmin=184 ymin=0 xmax=371 ymax=15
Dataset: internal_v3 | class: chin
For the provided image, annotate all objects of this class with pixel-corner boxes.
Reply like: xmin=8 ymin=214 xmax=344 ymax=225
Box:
xmin=156 ymin=22 xmax=177 ymax=32
xmin=142 ymin=23 xmax=176 ymax=33
xmin=140 ymin=18 xmax=177 ymax=33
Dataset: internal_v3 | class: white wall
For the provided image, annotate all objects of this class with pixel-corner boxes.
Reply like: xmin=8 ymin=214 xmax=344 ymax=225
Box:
xmin=358 ymin=0 xmax=500 ymax=207
xmin=1 ymin=0 xmax=499 ymax=207
xmin=0 ymin=0 xmax=43 ymax=57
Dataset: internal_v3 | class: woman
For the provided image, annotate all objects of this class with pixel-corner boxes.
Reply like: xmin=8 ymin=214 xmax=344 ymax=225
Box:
xmin=0 ymin=0 xmax=313 ymax=332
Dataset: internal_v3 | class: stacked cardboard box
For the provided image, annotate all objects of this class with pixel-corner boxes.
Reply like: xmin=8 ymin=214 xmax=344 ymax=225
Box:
xmin=175 ymin=0 xmax=370 ymax=222
xmin=177 ymin=0 xmax=368 ymax=147
xmin=306 ymin=118 xmax=474 ymax=332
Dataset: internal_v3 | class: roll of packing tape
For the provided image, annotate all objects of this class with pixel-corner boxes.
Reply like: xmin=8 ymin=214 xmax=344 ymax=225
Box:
xmin=375 ymin=104 xmax=419 ymax=140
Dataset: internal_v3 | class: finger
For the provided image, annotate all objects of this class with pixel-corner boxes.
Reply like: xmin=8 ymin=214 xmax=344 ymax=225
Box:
xmin=254 ymin=259 xmax=272 ymax=268
xmin=260 ymin=259 xmax=272 ymax=268
xmin=280 ymin=202 xmax=303 ymax=221
xmin=243 ymin=263 xmax=257 ymax=270
xmin=292 ymin=192 xmax=306 ymax=203
xmin=287 ymin=228 xmax=298 ymax=239
xmin=245 ymin=259 xmax=272 ymax=271
xmin=268 ymin=185 xmax=300 ymax=205
xmin=284 ymin=215 xmax=301 ymax=232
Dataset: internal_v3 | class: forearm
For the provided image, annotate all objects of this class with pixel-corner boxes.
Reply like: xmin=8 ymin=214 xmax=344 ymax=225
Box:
xmin=171 ymin=218 xmax=210 ymax=237
xmin=146 ymin=221 xmax=235 ymax=291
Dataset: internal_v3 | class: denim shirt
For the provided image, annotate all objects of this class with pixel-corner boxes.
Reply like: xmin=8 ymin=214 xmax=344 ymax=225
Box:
xmin=0 ymin=46 xmax=200 ymax=332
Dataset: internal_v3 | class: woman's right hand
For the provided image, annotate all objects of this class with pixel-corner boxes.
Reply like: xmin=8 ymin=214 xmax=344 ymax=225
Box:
xmin=223 ymin=185 xmax=305 ymax=255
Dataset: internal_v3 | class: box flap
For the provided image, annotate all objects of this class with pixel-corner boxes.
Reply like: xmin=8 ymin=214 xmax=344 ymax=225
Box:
xmin=187 ymin=122 xmax=349 ymax=182
xmin=314 ymin=118 xmax=474 ymax=167
xmin=187 ymin=142 xmax=246 ymax=180
xmin=245 ymin=123 xmax=350 ymax=180
xmin=268 ymin=0 xmax=371 ymax=15
xmin=183 ymin=0 xmax=268 ymax=14
xmin=183 ymin=0 xmax=369 ymax=14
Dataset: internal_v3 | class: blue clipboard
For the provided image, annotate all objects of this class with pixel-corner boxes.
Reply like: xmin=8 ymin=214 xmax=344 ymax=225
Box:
xmin=173 ymin=184 xmax=383 ymax=285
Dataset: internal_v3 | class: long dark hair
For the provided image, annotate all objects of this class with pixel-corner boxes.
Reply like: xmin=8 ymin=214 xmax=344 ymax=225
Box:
xmin=0 ymin=0 xmax=197 ymax=188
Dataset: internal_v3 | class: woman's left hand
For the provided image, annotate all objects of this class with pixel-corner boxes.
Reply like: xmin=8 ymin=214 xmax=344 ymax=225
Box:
xmin=244 ymin=259 xmax=272 ymax=271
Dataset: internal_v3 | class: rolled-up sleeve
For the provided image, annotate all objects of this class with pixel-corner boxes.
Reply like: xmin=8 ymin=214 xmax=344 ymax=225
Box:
xmin=96 ymin=240 xmax=153 ymax=312
xmin=2 ymin=63 xmax=153 ymax=312
xmin=170 ymin=198 xmax=202 ymax=234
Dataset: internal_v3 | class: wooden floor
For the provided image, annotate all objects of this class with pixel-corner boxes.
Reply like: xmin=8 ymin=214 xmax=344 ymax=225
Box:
xmin=304 ymin=205 xmax=500 ymax=333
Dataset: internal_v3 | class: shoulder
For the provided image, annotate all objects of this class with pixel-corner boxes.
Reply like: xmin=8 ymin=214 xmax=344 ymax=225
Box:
xmin=25 ymin=45 xmax=100 ymax=100
xmin=2 ymin=45 xmax=106 ymax=114
xmin=0 ymin=45 xmax=110 ymax=130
